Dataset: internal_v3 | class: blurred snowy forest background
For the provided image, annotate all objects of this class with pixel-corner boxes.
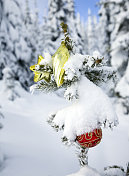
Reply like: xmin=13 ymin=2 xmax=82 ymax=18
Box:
xmin=0 ymin=0 xmax=129 ymax=106
xmin=0 ymin=0 xmax=129 ymax=176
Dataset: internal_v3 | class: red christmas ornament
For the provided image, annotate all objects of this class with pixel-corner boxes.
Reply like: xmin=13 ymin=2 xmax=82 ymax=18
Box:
xmin=76 ymin=128 xmax=102 ymax=148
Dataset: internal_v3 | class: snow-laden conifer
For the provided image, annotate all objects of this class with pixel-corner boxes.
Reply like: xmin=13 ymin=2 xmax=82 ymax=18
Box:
xmin=1 ymin=67 xmax=20 ymax=101
xmin=30 ymin=23 xmax=118 ymax=168
xmin=0 ymin=0 xmax=32 ymax=89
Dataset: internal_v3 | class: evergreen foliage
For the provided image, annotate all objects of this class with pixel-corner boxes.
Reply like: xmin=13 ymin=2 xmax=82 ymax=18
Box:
xmin=0 ymin=0 xmax=3 ymax=25
xmin=2 ymin=67 xmax=20 ymax=101
xmin=0 ymin=0 xmax=32 ymax=89
xmin=98 ymin=0 xmax=129 ymax=112
xmin=98 ymin=0 xmax=111 ymax=62
xmin=87 ymin=9 xmax=99 ymax=55
xmin=0 ymin=0 xmax=128 ymax=112
xmin=30 ymin=23 xmax=117 ymax=167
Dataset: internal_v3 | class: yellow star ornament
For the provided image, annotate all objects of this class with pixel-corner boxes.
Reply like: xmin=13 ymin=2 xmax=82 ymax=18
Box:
xmin=52 ymin=42 xmax=70 ymax=87
xmin=30 ymin=55 xmax=50 ymax=83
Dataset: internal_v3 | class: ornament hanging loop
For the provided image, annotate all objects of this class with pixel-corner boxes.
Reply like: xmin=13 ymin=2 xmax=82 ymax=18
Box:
xmin=75 ymin=144 xmax=89 ymax=167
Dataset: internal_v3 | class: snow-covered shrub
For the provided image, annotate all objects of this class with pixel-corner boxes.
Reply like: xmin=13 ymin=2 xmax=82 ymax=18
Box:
xmin=98 ymin=0 xmax=129 ymax=111
xmin=66 ymin=166 xmax=101 ymax=176
xmin=1 ymin=67 xmax=20 ymax=101
xmin=52 ymin=77 xmax=118 ymax=141
xmin=126 ymin=163 xmax=129 ymax=176
xmin=30 ymin=23 xmax=118 ymax=169
xmin=103 ymin=165 xmax=125 ymax=176
xmin=115 ymin=63 xmax=129 ymax=114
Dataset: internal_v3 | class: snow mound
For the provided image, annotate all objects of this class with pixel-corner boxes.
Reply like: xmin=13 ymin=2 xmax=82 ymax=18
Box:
xmin=53 ymin=77 xmax=118 ymax=140
xmin=66 ymin=166 xmax=101 ymax=176
xmin=40 ymin=52 xmax=52 ymax=68
xmin=103 ymin=167 xmax=125 ymax=176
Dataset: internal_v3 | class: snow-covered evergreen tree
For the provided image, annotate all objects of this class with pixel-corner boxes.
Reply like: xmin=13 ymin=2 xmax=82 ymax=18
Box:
xmin=1 ymin=67 xmax=20 ymax=101
xmin=109 ymin=0 xmax=129 ymax=111
xmin=98 ymin=0 xmax=129 ymax=113
xmin=0 ymin=0 xmax=3 ymax=25
xmin=99 ymin=0 xmax=129 ymax=71
xmin=24 ymin=0 xmax=40 ymax=60
xmin=30 ymin=23 xmax=118 ymax=168
xmin=86 ymin=9 xmax=99 ymax=55
xmin=98 ymin=0 xmax=111 ymax=62
xmin=115 ymin=62 xmax=129 ymax=114
xmin=99 ymin=0 xmax=129 ymax=112
xmin=74 ymin=13 xmax=85 ymax=54
xmin=0 ymin=1 xmax=4 ymax=162
xmin=32 ymin=0 xmax=40 ymax=58
xmin=45 ymin=0 xmax=84 ymax=54
xmin=109 ymin=0 xmax=129 ymax=76
xmin=0 ymin=0 xmax=32 ymax=89
xmin=0 ymin=0 xmax=4 ymax=79
xmin=66 ymin=0 xmax=75 ymax=18
xmin=92 ymin=15 xmax=100 ymax=52
xmin=46 ymin=0 xmax=70 ymax=54
xmin=38 ymin=17 xmax=53 ymax=55
xmin=47 ymin=0 xmax=69 ymax=44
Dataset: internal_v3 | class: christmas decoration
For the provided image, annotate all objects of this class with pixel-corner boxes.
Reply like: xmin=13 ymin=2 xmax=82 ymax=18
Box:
xmin=30 ymin=55 xmax=51 ymax=83
xmin=30 ymin=23 xmax=118 ymax=168
xmin=76 ymin=128 xmax=102 ymax=148
xmin=52 ymin=41 xmax=70 ymax=87
xmin=30 ymin=23 xmax=73 ymax=88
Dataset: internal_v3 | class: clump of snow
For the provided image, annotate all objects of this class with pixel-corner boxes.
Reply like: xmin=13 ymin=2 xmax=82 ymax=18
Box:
xmin=64 ymin=53 xmax=104 ymax=82
xmin=53 ymin=77 xmax=118 ymax=140
xmin=39 ymin=52 xmax=52 ymax=68
xmin=115 ymin=77 xmax=129 ymax=98
xmin=66 ymin=166 xmax=101 ymax=176
xmin=103 ymin=167 xmax=125 ymax=176
xmin=64 ymin=53 xmax=85 ymax=80
xmin=92 ymin=51 xmax=103 ymax=61
xmin=64 ymin=82 xmax=78 ymax=101
xmin=0 ymin=67 xmax=20 ymax=101
xmin=30 ymin=84 xmax=37 ymax=94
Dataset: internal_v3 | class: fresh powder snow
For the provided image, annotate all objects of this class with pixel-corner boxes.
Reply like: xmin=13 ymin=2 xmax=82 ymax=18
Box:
xmin=0 ymin=80 xmax=129 ymax=176
xmin=53 ymin=77 xmax=118 ymax=141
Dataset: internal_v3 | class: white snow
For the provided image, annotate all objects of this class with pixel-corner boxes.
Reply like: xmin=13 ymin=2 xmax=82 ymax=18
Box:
xmin=64 ymin=54 xmax=88 ymax=78
xmin=39 ymin=52 xmax=52 ymax=68
xmin=67 ymin=166 xmax=101 ymax=176
xmin=115 ymin=76 xmax=129 ymax=98
xmin=0 ymin=80 xmax=129 ymax=176
xmin=64 ymin=53 xmax=98 ymax=81
xmin=53 ymin=77 xmax=118 ymax=140
xmin=0 ymin=80 xmax=79 ymax=176
xmin=103 ymin=167 xmax=125 ymax=176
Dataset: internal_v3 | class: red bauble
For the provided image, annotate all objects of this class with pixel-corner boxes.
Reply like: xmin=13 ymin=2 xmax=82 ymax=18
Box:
xmin=76 ymin=128 xmax=102 ymax=148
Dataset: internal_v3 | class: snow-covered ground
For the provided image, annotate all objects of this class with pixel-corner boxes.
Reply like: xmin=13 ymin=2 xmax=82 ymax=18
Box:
xmin=0 ymin=81 xmax=129 ymax=176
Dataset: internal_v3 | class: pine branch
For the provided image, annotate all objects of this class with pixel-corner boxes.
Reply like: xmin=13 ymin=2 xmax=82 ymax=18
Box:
xmin=35 ymin=80 xmax=58 ymax=92
xmin=60 ymin=22 xmax=74 ymax=52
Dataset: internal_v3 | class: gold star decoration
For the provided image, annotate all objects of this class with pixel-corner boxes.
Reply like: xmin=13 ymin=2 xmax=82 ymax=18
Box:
xmin=30 ymin=55 xmax=50 ymax=83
